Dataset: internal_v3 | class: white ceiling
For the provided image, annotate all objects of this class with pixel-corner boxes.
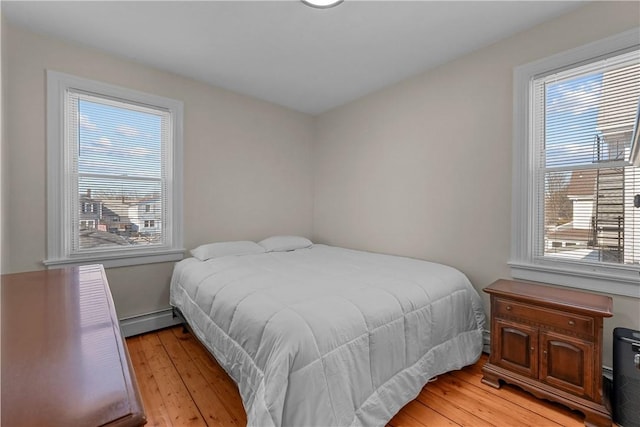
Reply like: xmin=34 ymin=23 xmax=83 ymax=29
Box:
xmin=2 ymin=1 xmax=586 ymax=115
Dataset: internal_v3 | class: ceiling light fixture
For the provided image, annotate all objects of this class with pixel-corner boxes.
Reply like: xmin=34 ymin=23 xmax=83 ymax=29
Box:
xmin=302 ymin=0 xmax=344 ymax=9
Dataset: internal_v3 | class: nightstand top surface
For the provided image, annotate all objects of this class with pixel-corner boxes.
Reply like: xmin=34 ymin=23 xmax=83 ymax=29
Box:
xmin=484 ymin=279 xmax=613 ymax=317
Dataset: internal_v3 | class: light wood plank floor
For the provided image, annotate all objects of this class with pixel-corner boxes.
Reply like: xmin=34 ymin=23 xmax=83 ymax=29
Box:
xmin=126 ymin=326 xmax=588 ymax=427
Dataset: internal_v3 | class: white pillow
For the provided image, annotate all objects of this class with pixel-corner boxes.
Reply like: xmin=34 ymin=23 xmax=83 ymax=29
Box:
xmin=258 ymin=235 xmax=313 ymax=252
xmin=190 ymin=240 xmax=265 ymax=261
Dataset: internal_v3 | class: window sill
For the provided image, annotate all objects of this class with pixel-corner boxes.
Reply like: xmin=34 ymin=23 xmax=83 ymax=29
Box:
xmin=509 ymin=261 xmax=640 ymax=298
xmin=44 ymin=248 xmax=185 ymax=269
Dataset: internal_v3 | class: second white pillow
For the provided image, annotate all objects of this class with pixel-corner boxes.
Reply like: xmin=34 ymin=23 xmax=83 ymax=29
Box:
xmin=258 ymin=235 xmax=313 ymax=252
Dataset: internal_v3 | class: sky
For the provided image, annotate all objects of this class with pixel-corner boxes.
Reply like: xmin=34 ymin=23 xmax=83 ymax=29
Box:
xmin=78 ymin=99 xmax=163 ymax=177
xmin=77 ymin=98 xmax=164 ymax=199
xmin=545 ymin=72 xmax=603 ymax=168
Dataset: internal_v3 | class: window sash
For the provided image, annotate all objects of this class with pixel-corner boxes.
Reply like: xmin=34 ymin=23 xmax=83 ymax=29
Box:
xmin=531 ymin=52 xmax=639 ymax=270
xmin=69 ymin=90 xmax=170 ymax=254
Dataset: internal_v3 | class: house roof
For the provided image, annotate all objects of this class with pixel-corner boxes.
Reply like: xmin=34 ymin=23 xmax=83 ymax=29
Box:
xmin=79 ymin=230 xmax=133 ymax=248
xmin=546 ymin=227 xmax=591 ymax=242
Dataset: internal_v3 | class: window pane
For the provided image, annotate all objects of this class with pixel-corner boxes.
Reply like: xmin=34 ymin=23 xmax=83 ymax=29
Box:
xmin=78 ymin=99 xmax=163 ymax=179
xmin=74 ymin=95 xmax=167 ymax=252
xmin=541 ymin=52 xmax=640 ymax=266
xmin=545 ymin=73 xmax=604 ymax=168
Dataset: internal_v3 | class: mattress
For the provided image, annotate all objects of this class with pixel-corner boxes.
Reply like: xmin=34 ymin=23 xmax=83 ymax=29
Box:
xmin=170 ymin=244 xmax=485 ymax=427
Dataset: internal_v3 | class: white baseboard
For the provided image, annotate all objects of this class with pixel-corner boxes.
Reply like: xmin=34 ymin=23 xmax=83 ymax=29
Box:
xmin=119 ymin=308 xmax=183 ymax=338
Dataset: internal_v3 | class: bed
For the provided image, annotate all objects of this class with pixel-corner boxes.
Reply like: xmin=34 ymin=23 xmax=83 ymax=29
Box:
xmin=170 ymin=237 xmax=486 ymax=427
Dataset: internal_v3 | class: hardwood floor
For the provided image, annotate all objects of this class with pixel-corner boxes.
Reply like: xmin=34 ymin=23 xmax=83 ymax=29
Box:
xmin=126 ymin=326 xmax=589 ymax=427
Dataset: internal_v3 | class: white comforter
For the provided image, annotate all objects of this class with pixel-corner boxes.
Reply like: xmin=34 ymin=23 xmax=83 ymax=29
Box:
xmin=170 ymin=244 xmax=485 ymax=427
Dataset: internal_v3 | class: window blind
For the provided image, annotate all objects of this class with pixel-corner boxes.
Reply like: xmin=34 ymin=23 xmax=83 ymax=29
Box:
xmin=534 ymin=49 xmax=640 ymax=266
xmin=66 ymin=90 xmax=170 ymax=253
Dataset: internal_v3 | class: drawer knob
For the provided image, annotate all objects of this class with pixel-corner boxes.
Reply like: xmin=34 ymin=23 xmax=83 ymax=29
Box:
xmin=506 ymin=306 xmax=512 ymax=311
xmin=568 ymin=320 xmax=575 ymax=326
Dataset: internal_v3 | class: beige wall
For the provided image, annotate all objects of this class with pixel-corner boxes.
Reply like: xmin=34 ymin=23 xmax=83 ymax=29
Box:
xmin=312 ymin=1 xmax=640 ymax=367
xmin=1 ymin=22 xmax=314 ymax=318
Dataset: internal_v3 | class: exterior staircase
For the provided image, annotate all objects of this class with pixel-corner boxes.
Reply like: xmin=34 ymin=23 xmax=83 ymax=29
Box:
xmin=592 ymin=135 xmax=625 ymax=263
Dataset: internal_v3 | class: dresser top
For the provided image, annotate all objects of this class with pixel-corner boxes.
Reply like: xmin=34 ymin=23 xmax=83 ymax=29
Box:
xmin=1 ymin=265 xmax=145 ymax=427
xmin=484 ymin=279 xmax=613 ymax=317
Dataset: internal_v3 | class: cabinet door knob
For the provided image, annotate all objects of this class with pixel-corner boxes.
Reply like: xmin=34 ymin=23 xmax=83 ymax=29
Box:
xmin=530 ymin=347 xmax=535 ymax=352
xmin=506 ymin=305 xmax=512 ymax=311
xmin=568 ymin=320 xmax=575 ymax=326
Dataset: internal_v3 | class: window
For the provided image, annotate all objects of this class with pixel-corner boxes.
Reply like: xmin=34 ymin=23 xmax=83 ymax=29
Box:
xmin=512 ymin=29 xmax=640 ymax=297
xmin=46 ymin=71 xmax=184 ymax=268
xmin=80 ymin=220 xmax=95 ymax=230
xmin=81 ymin=202 xmax=95 ymax=213
xmin=144 ymin=220 xmax=155 ymax=228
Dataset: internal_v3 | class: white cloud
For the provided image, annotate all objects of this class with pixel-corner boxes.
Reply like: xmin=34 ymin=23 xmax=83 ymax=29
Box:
xmin=117 ymin=125 xmax=140 ymax=137
xmin=547 ymin=78 xmax=601 ymax=115
xmin=127 ymin=147 xmax=151 ymax=156
xmin=80 ymin=114 xmax=98 ymax=131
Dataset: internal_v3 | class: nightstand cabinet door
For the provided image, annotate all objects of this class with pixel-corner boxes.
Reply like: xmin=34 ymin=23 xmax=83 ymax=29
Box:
xmin=540 ymin=330 xmax=594 ymax=399
xmin=493 ymin=318 xmax=538 ymax=379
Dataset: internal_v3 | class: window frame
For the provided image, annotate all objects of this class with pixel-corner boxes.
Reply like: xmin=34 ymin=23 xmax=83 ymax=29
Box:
xmin=45 ymin=71 xmax=184 ymax=268
xmin=511 ymin=28 xmax=640 ymax=298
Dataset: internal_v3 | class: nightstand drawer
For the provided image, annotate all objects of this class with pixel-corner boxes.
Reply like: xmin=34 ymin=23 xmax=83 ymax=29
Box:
xmin=495 ymin=298 xmax=594 ymax=336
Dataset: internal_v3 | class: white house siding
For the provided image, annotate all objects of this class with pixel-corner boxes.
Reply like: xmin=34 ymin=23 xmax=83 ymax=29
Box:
xmin=128 ymin=201 xmax=162 ymax=233
xmin=573 ymin=199 xmax=593 ymax=230
xmin=624 ymin=167 xmax=640 ymax=265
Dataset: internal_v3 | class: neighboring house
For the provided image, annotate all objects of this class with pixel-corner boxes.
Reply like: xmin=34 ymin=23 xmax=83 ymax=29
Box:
xmin=78 ymin=192 xmax=166 ymax=240
xmin=626 ymin=172 xmax=640 ymax=265
xmin=77 ymin=191 xmax=169 ymax=248
xmin=566 ymin=169 xmax=597 ymax=231
xmin=77 ymin=191 xmax=138 ymax=249
xmin=101 ymin=196 xmax=136 ymax=234
xmin=79 ymin=191 xmax=139 ymax=234
xmin=546 ymin=170 xmax=596 ymax=251
xmin=99 ymin=202 xmax=133 ymax=234
xmin=128 ymin=199 xmax=162 ymax=237
xmin=79 ymin=193 xmax=102 ymax=230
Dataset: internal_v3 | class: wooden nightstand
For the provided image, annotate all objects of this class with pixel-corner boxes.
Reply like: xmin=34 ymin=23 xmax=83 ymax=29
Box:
xmin=481 ymin=279 xmax=613 ymax=427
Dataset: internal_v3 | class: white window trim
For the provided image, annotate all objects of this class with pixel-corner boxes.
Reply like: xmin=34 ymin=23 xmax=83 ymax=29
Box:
xmin=511 ymin=28 xmax=640 ymax=299
xmin=45 ymin=71 xmax=184 ymax=268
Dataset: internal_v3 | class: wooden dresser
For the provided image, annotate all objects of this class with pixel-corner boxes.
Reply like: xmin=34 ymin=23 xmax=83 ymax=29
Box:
xmin=1 ymin=264 xmax=146 ymax=427
xmin=481 ymin=279 xmax=613 ymax=427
